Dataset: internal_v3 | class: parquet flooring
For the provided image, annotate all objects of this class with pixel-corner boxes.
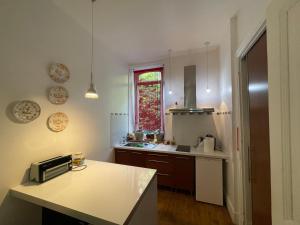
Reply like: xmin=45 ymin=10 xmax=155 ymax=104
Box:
xmin=158 ymin=189 xmax=234 ymax=225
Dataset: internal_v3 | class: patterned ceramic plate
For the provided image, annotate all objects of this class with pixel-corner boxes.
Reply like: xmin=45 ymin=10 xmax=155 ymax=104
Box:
xmin=47 ymin=112 xmax=69 ymax=132
xmin=49 ymin=63 xmax=70 ymax=83
xmin=48 ymin=86 xmax=69 ymax=105
xmin=13 ymin=100 xmax=41 ymax=123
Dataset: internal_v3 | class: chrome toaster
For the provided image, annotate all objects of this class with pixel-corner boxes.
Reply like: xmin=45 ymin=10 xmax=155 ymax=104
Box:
xmin=29 ymin=155 xmax=72 ymax=183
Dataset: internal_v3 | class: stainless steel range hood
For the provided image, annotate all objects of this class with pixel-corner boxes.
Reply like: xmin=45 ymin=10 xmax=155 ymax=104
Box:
xmin=169 ymin=65 xmax=214 ymax=114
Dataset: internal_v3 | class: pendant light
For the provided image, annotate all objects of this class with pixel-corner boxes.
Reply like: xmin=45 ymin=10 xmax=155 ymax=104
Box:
xmin=85 ymin=0 xmax=99 ymax=99
xmin=204 ymin=42 xmax=211 ymax=93
xmin=168 ymin=49 xmax=173 ymax=95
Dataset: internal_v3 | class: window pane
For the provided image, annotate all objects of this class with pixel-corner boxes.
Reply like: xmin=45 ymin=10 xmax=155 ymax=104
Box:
xmin=137 ymin=83 xmax=161 ymax=131
xmin=138 ymin=72 xmax=161 ymax=82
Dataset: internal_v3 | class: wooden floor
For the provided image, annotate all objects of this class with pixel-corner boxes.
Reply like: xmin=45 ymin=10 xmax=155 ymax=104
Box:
xmin=157 ymin=189 xmax=234 ymax=225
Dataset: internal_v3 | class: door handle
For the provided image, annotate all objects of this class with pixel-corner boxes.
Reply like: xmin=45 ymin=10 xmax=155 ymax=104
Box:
xmin=248 ymin=146 xmax=251 ymax=182
xmin=130 ymin=152 xmax=143 ymax=155
xmin=148 ymin=159 xmax=169 ymax=164
xmin=148 ymin=154 xmax=168 ymax=157
xmin=175 ymin=156 xmax=190 ymax=160
xmin=157 ymin=173 xmax=170 ymax=176
xmin=248 ymin=146 xmax=253 ymax=183
xmin=117 ymin=151 xmax=127 ymax=153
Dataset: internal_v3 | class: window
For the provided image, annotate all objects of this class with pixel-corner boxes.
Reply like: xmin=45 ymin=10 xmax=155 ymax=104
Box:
xmin=134 ymin=67 xmax=164 ymax=132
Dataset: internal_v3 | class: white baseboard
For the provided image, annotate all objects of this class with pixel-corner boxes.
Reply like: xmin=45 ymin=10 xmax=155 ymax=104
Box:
xmin=226 ymin=195 xmax=246 ymax=225
xmin=283 ymin=221 xmax=300 ymax=225
xmin=226 ymin=195 xmax=236 ymax=224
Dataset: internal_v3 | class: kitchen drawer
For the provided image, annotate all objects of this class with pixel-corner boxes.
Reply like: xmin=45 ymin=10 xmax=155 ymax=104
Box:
xmin=128 ymin=151 xmax=146 ymax=168
xmin=115 ymin=149 xmax=131 ymax=165
xmin=157 ymin=172 xmax=174 ymax=187
xmin=145 ymin=158 xmax=173 ymax=174
xmin=145 ymin=153 xmax=175 ymax=188
xmin=146 ymin=152 xmax=172 ymax=161
xmin=115 ymin=149 xmax=146 ymax=168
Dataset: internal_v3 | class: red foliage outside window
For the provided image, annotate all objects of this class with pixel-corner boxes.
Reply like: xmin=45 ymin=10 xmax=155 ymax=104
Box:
xmin=134 ymin=67 xmax=164 ymax=132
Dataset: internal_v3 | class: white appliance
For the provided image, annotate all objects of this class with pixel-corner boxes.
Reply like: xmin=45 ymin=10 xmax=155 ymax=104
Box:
xmin=203 ymin=137 xmax=215 ymax=153
xmin=195 ymin=156 xmax=223 ymax=206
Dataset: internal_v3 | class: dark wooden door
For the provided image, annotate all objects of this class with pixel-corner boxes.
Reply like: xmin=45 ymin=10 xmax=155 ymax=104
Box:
xmin=246 ymin=32 xmax=272 ymax=225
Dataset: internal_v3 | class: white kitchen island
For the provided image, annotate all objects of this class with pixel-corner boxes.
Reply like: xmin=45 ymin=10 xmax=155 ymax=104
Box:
xmin=10 ymin=160 xmax=157 ymax=225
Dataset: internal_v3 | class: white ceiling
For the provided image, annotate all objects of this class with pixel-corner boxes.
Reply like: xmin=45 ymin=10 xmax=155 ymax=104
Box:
xmin=53 ymin=0 xmax=239 ymax=64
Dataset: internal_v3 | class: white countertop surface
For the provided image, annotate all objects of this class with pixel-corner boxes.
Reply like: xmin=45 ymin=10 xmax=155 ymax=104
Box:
xmin=115 ymin=144 xmax=229 ymax=160
xmin=10 ymin=160 xmax=156 ymax=225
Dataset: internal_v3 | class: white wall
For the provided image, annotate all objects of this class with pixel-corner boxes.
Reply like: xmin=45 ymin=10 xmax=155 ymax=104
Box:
xmin=171 ymin=114 xmax=222 ymax=147
xmin=218 ymin=19 xmax=236 ymax=222
xmin=165 ymin=48 xmax=222 ymax=145
xmin=236 ymin=0 xmax=272 ymax=47
xmin=164 ymin=48 xmax=221 ymax=110
xmin=131 ymin=48 xmax=222 ymax=146
xmin=0 ymin=0 xmax=128 ymax=224
xmin=226 ymin=0 xmax=272 ymax=224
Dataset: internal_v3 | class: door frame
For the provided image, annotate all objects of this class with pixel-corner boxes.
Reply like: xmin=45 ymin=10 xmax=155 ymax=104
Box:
xmin=267 ymin=0 xmax=300 ymax=224
xmin=236 ymin=21 xmax=267 ymax=225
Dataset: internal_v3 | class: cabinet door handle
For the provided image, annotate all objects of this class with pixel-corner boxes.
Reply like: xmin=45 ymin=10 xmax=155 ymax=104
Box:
xmin=148 ymin=154 xmax=168 ymax=157
xmin=130 ymin=152 xmax=143 ymax=155
xmin=175 ymin=156 xmax=190 ymax=160
xmin=148 ymin=159 xmax=168 ymax=164
xmin=157 ymin=173 xmax=170 ymax=176
xmin=117 ymin=151 xmax=127 ymax=153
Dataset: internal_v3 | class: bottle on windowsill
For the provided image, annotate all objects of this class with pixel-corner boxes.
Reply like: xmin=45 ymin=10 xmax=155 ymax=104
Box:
xmin=171 ymin=136 xmax=176 ymax=145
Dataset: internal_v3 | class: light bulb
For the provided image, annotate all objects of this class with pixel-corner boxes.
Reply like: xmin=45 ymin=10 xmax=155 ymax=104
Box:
xmin=85 ymin=92 xmax=99 ymax=99
xmin=85 ymin=83 xmax=99 ymax=99
xmin=206 ymin=88 xmax=211 ymax=93
xmin=168 ymin=90 xmax=173 ymax=95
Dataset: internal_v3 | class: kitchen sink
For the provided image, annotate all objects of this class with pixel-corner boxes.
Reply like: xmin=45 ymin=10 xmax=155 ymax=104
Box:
xmin=124 ymin=142 xmax=157 ymax=149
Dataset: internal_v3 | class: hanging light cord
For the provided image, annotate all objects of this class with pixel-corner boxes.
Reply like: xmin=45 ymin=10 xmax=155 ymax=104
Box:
xmin=168 ymin=50 xmax=172 ymax=79
xmin=90 ymin=0 xmax=95 ymax=84
xmin=168 ymin=49 xmax=172 ymax=93
xmin=206 ymin=43 xmax=209 ymax=90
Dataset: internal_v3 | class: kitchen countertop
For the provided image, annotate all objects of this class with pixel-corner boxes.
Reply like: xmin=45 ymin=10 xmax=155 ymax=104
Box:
xmin=10 ymin=160 xmax=156 ymax=225
xmin=114 ymin=143 xmax=229 ymax=160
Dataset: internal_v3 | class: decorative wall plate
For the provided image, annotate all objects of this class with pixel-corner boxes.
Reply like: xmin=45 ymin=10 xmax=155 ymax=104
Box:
xmin=12 ymin=100 xmax=41 ymax=123
xmin=48 ymin=86 xmax=69 ymax=105
xmin=47 ymin=112 xmax=68 ymax=132
xmin=49 ymin=63 xmax=70 ymax=83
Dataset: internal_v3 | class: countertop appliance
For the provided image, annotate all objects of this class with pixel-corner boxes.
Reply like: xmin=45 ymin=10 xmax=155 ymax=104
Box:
xmin=30 ymin=155 xmax=72 ymax=183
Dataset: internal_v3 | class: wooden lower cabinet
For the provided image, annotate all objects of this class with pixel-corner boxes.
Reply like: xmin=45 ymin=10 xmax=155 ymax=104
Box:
xmin=128 ymin=151 xmax=145 ymax=168
xmin=146 ymin=153 xmax=174 ymax=188
xmin=173 ymin=155 xmax=195 ymax=192
xmin=115 ymin=149 xmax=131 ymax=165
xmin=115 ymin=149 xmax=195 ymax=192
